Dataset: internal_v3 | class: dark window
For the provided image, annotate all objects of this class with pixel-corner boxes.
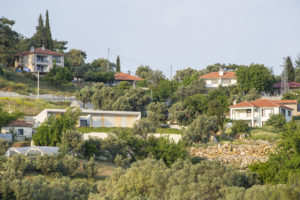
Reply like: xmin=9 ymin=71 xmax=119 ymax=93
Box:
xmin=281 ymin=109 xmax=286 ymax=115
xmin=18 ymin=129 xmax=24 ymax=135
xmin=80 ymin=120 xmax=88 ymax=127
xmin=288 ymin=110 xmax=291 ymax=117
xmin=246 ymin=109 xmax=251 ymax=117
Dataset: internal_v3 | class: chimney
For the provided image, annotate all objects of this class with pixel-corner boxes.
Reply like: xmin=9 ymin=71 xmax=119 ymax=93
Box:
xmin=219 ymin=68 xmax=224 ymax=76
xmin=30 ymin=46 xmax=34 ymax=53
xmin=42 ymin=45 xmax=45 ymax=51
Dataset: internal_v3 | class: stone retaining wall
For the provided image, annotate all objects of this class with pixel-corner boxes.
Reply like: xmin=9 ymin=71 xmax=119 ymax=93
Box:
xmin=190 ymin=140 xmax=275 ymax=168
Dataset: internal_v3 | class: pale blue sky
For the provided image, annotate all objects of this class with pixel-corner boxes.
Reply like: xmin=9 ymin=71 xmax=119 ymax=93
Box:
xmin=1 ymin=0 xmax=300 ymax=77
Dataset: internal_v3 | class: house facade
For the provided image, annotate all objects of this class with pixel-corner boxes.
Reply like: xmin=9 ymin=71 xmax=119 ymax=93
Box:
xmin=199 ymin=69 xmax=237 ymax=88
xmin=230 ymin=99 xmax=293 ymax=127
xmin=1 ymin=120 xmax=33 ymax=141
xmin=34 ymin=109 xmax=141 ymax=128
xmin=14 ymin=46 xmax=64 ymax=73
xmin=273 ymin=82 xmax=300 ymax=96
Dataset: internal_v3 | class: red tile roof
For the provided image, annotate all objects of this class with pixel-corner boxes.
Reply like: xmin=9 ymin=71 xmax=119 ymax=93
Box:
xmin=273 ymin=82 xmax=300 ymax=89
xmin=114 ymin=72 xmax=143 ymax=81
xmin=14 ymin=48 xmax=63 ymax=57
xmin=199 ymin=71 xmax=235 ymax=79
xmin=230 ymin=99 xmax=294 ymax=110
xmin=273 ymin=100 xmax=297 ymax=104
xmin=7 ymin=120 xmax=33 ymax=127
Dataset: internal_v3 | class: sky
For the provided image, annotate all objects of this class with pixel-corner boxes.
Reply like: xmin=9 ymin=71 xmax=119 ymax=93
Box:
xmin=1 ymin=0 xmax=300 ymax=78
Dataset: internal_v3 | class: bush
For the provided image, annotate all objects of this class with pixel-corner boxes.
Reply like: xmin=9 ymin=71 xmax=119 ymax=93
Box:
xmin=85 ymin=157 xmax=97 ymax=178
xmin=183 ymin=115 xmax=218 ymax=143
xmin=265 ymin=114 xmax=286 ymax=130
xmin=231 ymin=120 xmax=249 ymax=136
xmin=0 ymin=140 xmax=10 ymax=155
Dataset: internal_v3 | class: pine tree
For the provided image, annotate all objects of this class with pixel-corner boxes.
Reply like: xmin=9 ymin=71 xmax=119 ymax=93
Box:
xmin=31 ymin=14 xmax=46 ymax=48
xmin=285 ymin=56 xmax=294 ymax=82
xmin=116 ymin=55 xmax=121 ymax=72
xmin=45 ymin=10 xmax=54 ymax=50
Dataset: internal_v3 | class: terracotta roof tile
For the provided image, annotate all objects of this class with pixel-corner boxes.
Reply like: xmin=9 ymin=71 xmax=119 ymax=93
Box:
xmin=273 ymin=100 xmax=297 ymax=104
xmin=7 ymin=120 xmax=33 ymax=127
xmin=273 ymin=82 xmax=300 ymax=88
xmin=230 ymin=99 xmax=294 ymax=110
xmin=114 ymin=72 xmax=143 ymax=81
xmin=14 ymin=48 xmax=63 ymax=57
xmin=199 ymin=71 xmax=235 ymax=79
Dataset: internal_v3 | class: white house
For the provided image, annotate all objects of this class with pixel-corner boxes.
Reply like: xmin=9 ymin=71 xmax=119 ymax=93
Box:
xmin=1 ymin=120 xmax=33 ymax=140
xmin=199 ymin=69 xmax=237 ymax=88
xmin=34 ymin=109 xmax=141 ymax=128
xmin=14 ymin=46 xmax=64 ymax=73
xmin=230 ymin=99 xmax=293 ymax=127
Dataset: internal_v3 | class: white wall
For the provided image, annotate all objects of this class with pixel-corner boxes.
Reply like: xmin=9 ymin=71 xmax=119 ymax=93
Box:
xmin=1 ymin=127 xmax=33 ymax=138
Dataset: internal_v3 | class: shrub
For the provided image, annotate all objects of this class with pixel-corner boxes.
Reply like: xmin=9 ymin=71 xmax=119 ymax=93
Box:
xmin=183 ymin=115 xmax=218 ymax=143
xmin=265 ymin=114 xmax=286 ymax=130
xmin=0 ymin=140 xmax=10 ymax=155
xmin=85 ymin=157 xmax=97 ymax=178
xmin=231 ymin=120 xmax=249 ymax=136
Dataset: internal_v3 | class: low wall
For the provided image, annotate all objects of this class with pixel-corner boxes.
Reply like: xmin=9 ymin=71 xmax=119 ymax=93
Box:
xmin=190 ymin=140 xmax=275 ymax=168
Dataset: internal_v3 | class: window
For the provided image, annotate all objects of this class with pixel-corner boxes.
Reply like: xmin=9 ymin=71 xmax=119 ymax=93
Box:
xmin=288 ymin=110 xmax=291 ymax=117
xmin=221 ymin=79 xmax=231 ymax=84
xmin=52 ymin=56 xmax=61 ymax=63
xmin=80 ymin=120 xmax=88 ymax=127
xmin=281 ymin=109 xmax=286 ymax=116
xmin=246 ymin=109 xmax=251 ymax=117
xmin=212 ymin=79 xmax=219 ymax=84
xmin=262 ymin=109 xmax=264 ymax=117
xmin=37 ymin=55 xmax=48 ymax=63
xmin=37 ymin=65 xmax=45 ymax=72
xmin=18 ymin=129 xmax=24 ymax=135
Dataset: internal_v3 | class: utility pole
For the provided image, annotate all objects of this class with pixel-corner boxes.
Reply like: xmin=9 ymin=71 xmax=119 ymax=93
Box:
xmin=37 ymin=71 xmax=40 ymax=99
xmin=107 ymin=48 xmax=110 ymax=71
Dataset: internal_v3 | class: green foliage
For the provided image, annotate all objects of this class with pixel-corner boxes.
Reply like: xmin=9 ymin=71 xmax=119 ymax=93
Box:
xmin=93 ymin=159 xmax=258 ymax=200
xmin=0 ymin=17 xmax=19 ymax=66
xmin=0 ymin=140 xmax=9 ymax=156
xmin=173 ymin=67 xmax=200 ymax=85
xmin=151 ymin=79 xmax=179 ymax=102
xmin=90 ymin=58 xmax=116 ymax=71
xmin=116 ymin=55 xmax=121 ymax=73
xmin=184 ymin=115 xmax=218 ymax=143
xmin=85 ymin=157 xmax=97 ymax=178
xmin=44 ymin=66 xmax=73 ymax=85
xmin=135 ymin=65 xmax=165 ymax=86
xmin=75 ymin=86 xmax=93 ymax=108
xmin=283 ymin=92 xmax=297 ymax=100
xmin=231 ymin=120 xmax=249 ymax=136
xmin=65 ymin=49 xmax=87 ymax=66
xmin=249 ymin=122 xmax=300 ymax=184
xmin=285 ymin=56 xmax=295 ymax=82
xmin=236 ymin=64 xmax=274 ymax=92
xmin=84 ymin=70 xmax=115 ymax=82
xmin=265 ymin=114 xmax=286 ymax=130
xmin=0 ymin=105 xmax=23 ymax=129
xmin=168 ymin=101 xmax=193 ymax=125
xmin=31 ymin=14 xmax=46 ymax=48
xmin=44 ymin=10 xmax=54 ymax=50
xmin=59 ymin=130 xmax=85 ymax=156
xmin=33 ymin=108 xmax=81 ymax=146
xmin=133 ymin=118 xmax=156 ymax=138
xmin=146 ymin=102 xmax=168 ymax=126
xmin=175 ymin=79 xmax=206 ymax=100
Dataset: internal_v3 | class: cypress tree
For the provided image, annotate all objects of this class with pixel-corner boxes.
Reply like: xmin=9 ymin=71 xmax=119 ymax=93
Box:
xmin=285 ymin=56 xmax=294 ymax=82
xmin=31 ymin=14 xmax=46 ymax=48
xmin=45 ymin=10 xmax=54 ymax=50
xmin=116 ymin=55 xmax=121 ymax=73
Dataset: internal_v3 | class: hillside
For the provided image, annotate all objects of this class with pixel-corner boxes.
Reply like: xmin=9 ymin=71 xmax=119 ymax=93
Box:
xmin=0 ymin=66 xmax=79 ymax=96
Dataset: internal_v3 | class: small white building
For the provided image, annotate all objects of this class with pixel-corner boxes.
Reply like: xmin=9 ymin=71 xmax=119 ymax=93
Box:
xmin=1 ymin=120 xmax=33 ymax=140
xmin=199 ymin=69 xmax=237 ymax=88
xmin=34 ymin=109 xmax=141 ymax=128
xmin=5 ymin=146 xmax=59 ymax=157
xmin=230 ymin=99 xmax=293 ymax=127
